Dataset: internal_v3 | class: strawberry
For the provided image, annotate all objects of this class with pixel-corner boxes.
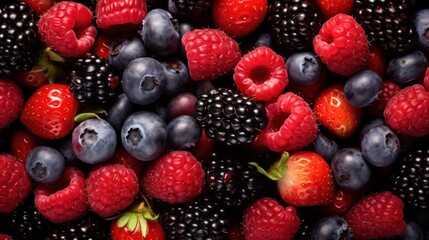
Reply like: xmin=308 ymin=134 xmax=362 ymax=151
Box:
xmin=366 ymin=45 xmax=387 ymax=79
xmin=9 ymin=127 xmax=45 ymax=165
xmin=111 ymin=202 xmax=165 ymax=240
xmin=91 ymin=33 xmax=117 ymax=60
xmin=13 ymin=66 xmax=49 ymax=89
xmin=315 ymin=0 xmax=354 ymax=19
xmin=251 ymin=151 xmax=336 ymax=207
xmin=314 ymin=84 xmax=363 ymax=138
xmin=20 ymin=84 xmax=79 ymax=140
xmin=18 ymin=0 xmax=54 ymax=15
xmin=212 ymin=0 xmax=268 ymax=37
xmin=0 ymin=79 xmax=24 ymax=129
xmin=242 ymin=197 xmax=300 ymax=240
xmin=345 ymin=191 xmax=406 ymax=239
xmin=321 ymin=188 xmax=359 ymax=215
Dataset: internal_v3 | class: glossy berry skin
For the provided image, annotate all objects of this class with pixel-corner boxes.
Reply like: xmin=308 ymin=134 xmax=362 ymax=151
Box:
xmin=10 ymin=127 xmax=45 ymax=165
xmin=20 ymin=84 xmax=79 ymax=140
xmin=402 ymin=221 xmax=424 ymax=240
xmin=96 ymin=0 xmax=147 ymax=32
xmin=286 ymin=51 xmax=323 ymax=86
xmin=311 ymin=131 xmax=340 ymax=162
xmin=121 ymin=111 xmax=167 ymax=161
xmin=167 ymin=92 xmax=197 ymax=118
xmin=140 ymin=9 xmax=180 ymax=56
xmin=0 ymin=79 xmax=23 ymax=129
xmin=19 ymin=0 xmax=55 ymax=15
xmin=387 ymin=50 xmax=428 ymax=85
xmin=25 ymin=146 xmax=66 ymax=184
xmin=167 ymin=115 xmax=201 ymax=149
xmin=161 ymin=58 xmax=190 ymax=97
xmin=361 ymin=125 xmax=400 ymax=167
xmin=344 ymin=70 xmax=383 ymax=107
xmin=415 ymin=9 xmax=429 ymax=53
xmin=330 ymin=148 xmax=371 ymax=190
xmin=122 ymin=57 xmax=166 ymax=105
xmin=312 ymin=215 xmax=352 ymax=240
xmin=108 ymin=36 xmax=148 ymax=72
xmin=72 ymin=118 xmax=117 ymax=165
xmin=106 ymin=93 xmax=138 ymax=134
xmin=315 ymin=0 xmax=353 ymax=19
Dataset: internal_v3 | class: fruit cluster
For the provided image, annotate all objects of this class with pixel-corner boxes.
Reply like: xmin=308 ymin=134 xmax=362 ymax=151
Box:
xmin=1 ymin=0 xmax=429 ymax=239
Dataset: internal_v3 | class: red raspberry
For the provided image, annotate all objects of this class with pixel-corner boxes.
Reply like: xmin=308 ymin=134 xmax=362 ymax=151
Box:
xmin=0 ymin=154 xmax=32 ymax=213
xmin=87 ymin=164 xmax=139 ymax=217
xmin=37 ymin=2 xmax=97 ymax=57
xmin=35 ymin=167 xmax=88 ymax=223
xmin=96 ymin=0 xmax=147 ymax=32
xmin=313 ymin=13 xmax=369 ymax=76
xmin=345 ymin=191 xmax=406 ymax=239
xmin=369 ymin=80 xmax=401 ymax=117
xmin=182 ymin=29 xmax=241 ymax=81
xmin=259 ymin=92 xmax=318 ymax=152
xmin=423 ymin=66 xmax=429 ymax=91
xmin=142 ymin=151 xmax=205 ymax=204
xmin=243 ymin=197 xmax=300 ymax=240
xmin=384 ymin=84 xmax=429 ymax=137
xmin=0 ymin=79 xmax=23 ymax=129
xmin=110 ymin=146 xmax=145 ymax=178
xmin=0 ymin=233 xmax=12 ymax=240
xmin=233 ymin=46 xmax=288 ymax=101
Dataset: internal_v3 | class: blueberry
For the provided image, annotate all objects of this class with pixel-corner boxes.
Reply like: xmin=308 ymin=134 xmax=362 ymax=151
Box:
xmin=109 ymin=36 xmax=148 ymax=72
xmin=331 ymin=148 xmax=371 ymax=190
xmin=286 ymin=51 xmax=323 ymax=86
xmin=72 ymin=118 xmax=117 ymax=165
xmin=167 ymin=92 xmax=197 ymax=119
xmin=167 ymin=115 xmax=201 ymax=149
xmin=312 ymin=215 xmax=352 ymax=240
xmin=311 ymin=132 xmax=340 ymax=163
xmin=344 ymin=70 xmax=383 ymax=107
xmin=415 ymin=9 xmax=429 ymax=53
xmin=358 ymin=118 xmax=386 ymax=141
xmin=55 ymin=136 xmax=79 ymax=166
xmin=140 ymin=8 xmax=180 ymax=56
xmin=106 ymin=93 xmax=138 ymax=135
xmin=26 ymin=146 xmax=66 ymax=184
xmin=361 ymin=125 xmax=400 ymax=167
xmin=121 ymin=111 xmax=168 ymax=161
xmin=122 ymin=57 xmax=166 ymax=105
xmin=402 ymin=221 xmax=424 ymax=240
xmin=161 ymin=58 xmax=190 ymax=96
xmin=387 ymin=50 xmax=428 ymax=85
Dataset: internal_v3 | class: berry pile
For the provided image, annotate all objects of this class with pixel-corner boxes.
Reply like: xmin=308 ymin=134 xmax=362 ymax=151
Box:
xmin=2 ymin=0 xmax=429 ymax=239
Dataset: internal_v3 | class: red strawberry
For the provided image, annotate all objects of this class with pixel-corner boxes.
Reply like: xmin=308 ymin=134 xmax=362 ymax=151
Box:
xmin=314 ymin=84 xmax=363 ymax=138
xmin=252 ymin=151 xmax=336 ymax=206
xmin=368 ymin=80 xmax=401 ymax=117
xmin=0 ymin=79 xmax=24 ymax=129
xmin=321 ymin=188 xmax=359 ymax=216
xmin=110 ymin=146 xmax=145 ymax=178
xmin=20 ymin=84 xmax=79 ymax=140
xmin=18 ymin=0 xmax=54 ymax=15
xmin=141 ymin=151 xmax=205 ymax=204
xmin=242 ymin=197 xmax=300 ymax=240
xmin=258 ymin=92 xmax=318 ymax=152
xmin=315 ymin=0 xmax=354 ymax=19
xmin=10 ymin=127 xmax=45 ymax=165
xmin=313 ymin=13 xmax=369 ymax=76
xmin=366 ymin=45 xmax=387 ymax=79
xmin=345 ymin=191 xmax=406 ymax=239
xmin=182 ymin=28 xmax=241 ymax=81
xmin=111 ymin=202 xmax=165 ymax=240
xmin=13 ymin=66 xmax=49 ymax=89
xmin=233 ymin=46 xmax=288 ymax=101
xmin=212 ymin=0 xmax=268 ymax=37
xmin=38 ymin=2 xmax=97 ymax=57
xmin=384 ymin=84 xmax=429 ymax=137
xmin=0 ymin=154 xmax=32 ymax=213
xmin=35 ymin=167 xmax=88 ymax=223
xmin=96 ymin=0 xmax=147 ymax=32
xmin=87 ymin=164 xmax=139 ymax=217
xmin=92 ymin=33 xmax=117 ymax=60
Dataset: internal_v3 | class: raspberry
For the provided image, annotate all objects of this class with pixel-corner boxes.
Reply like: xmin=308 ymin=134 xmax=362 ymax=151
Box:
xmin=0 ymin=234 xmax=12 ymax=240
xmin=233 ymin=46 xmax=288 ymax=101
xmin=86 ymin=164 xmax=139 ymax=217
xmin=369 ymin=80 xmax=401 ymax=117
xmin=142 ymin=151 xmax=205 ymax=204
xmin=37 ymin=1 xmax=97 ymax=57
xmin=96 ymin=0 xmax=147 ymax=32
xmin=259 ymin=92 xmax=318 ymax=152
xmin=424 ymin=66 xmax=429 ymax=91
xmin=313 ymin=13 xmax=369 ymax=76
xmin=34 ymin=167 xmax=88 ymax=223
xmin=0 ymin=79 xmax=23 ymax=129
xmin=182 ymin=28 xmax=241 ymax=81
xmin=384 ymin=84 xmax=429 ymax=137
xmin=0 ymin=154 xmax=32 ymax=213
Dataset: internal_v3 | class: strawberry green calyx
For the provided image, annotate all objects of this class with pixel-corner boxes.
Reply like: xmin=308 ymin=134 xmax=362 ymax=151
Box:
xmin=37 ymin=47 xmax=66 ymax=84
xmin=249 ymin=152 xmax=289 ymax=181
xmin=116 ymin=202 xmax=158 ymax=238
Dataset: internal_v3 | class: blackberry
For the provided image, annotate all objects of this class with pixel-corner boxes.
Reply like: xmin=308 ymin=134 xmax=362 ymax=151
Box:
xmin=391 ymin=146 xmax=429 ymax=210
xmin=0 ymin=1 xmax=39 ymax=76
xmin=171 ymin=0 xmax=214 ymax=15
xmin=195 ymin=88 xmax=268 ymax=146
xmin=267 ymin=0 xmax=323 ymax=55
xmin=161 ymin=196 xmax=231 ymax=240
xmin=69 ymin=54 xmax=119 ymax=105
xmin=353 ymin=0 xmax=417 ymax=55
xmin=204 ymin=150 xmax=265 ymax=210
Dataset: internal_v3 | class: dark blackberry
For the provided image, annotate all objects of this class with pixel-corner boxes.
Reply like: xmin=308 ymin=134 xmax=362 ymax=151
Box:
xmin=204 ymin=150 xmax=265 ymax=210
xmin=171 ymin=0 xmax=214 ymax=15
xmin=0 ymin=1 xmax=39 ymax=76
xmin=69 ymin=54 xmax=119 ymax=105
xmin=353 ymin=0 xmax=417 ymax=55
xmin=267 ymin=0 xmax=323 ymax=55
xmin=194 ymin=88 xmax=268 ymax=146
xmin=161 ymin=196 xmax=231 ymax=240
xmin=390 ymin=146 xmax=429 ymax=210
